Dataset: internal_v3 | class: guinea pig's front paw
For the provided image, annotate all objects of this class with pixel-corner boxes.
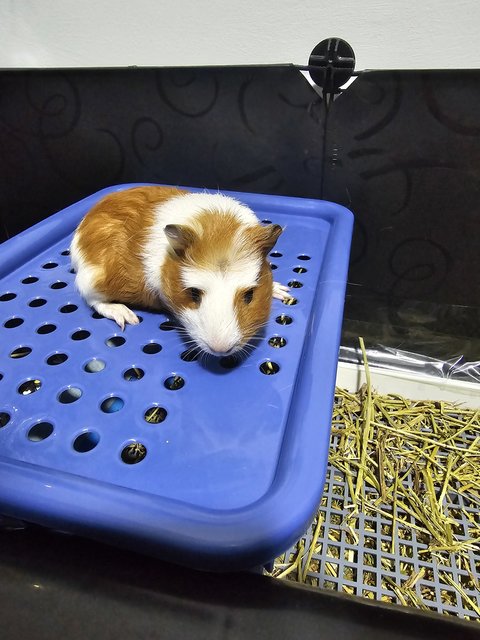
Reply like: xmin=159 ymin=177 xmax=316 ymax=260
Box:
xmin=272 ymin=282 xmax=292 ymax=302
xmin=94 ymin=302 xmax=140 ymax=331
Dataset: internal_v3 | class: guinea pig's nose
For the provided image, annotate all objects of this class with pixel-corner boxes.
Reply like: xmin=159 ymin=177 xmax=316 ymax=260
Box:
xmin=207 ymin=339 xmax=237 ymax=356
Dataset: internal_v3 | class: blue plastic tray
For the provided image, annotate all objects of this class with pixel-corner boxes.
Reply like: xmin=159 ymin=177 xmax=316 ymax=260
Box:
xmin=0 ymin=184 xmax=353 ymax=570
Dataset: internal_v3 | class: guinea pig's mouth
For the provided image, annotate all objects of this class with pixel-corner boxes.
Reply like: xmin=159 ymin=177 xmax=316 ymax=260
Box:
xmin=204 ymin=345 xmax=240 ymax=358
xmin=191 ymin=338 xmax=243 ymax=359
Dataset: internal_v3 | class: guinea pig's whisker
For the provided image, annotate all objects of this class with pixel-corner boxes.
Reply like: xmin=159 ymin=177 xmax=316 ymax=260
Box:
xmin=200 ymin=350 xmax=211 ymax=367
xmin=176 ymin=327 xmax=191 ymax=337
xmin=222 ymin=316 xmax=237 ymax=331
xmin=246 ymin=332 xmax=267 ymax=344
xmin=190 ymin=345 xmax=203 ymax=358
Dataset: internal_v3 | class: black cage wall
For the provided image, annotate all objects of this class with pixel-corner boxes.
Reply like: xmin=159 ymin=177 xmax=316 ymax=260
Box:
xmin=0 ymin=65 xmax=478 ymax=368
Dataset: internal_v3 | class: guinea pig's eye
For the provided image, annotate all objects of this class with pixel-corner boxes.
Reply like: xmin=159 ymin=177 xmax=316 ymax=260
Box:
xmin=244 ymin=288 xmax=255 ymax=304
xmin=188 ymin=288 xmax=203 ymax=304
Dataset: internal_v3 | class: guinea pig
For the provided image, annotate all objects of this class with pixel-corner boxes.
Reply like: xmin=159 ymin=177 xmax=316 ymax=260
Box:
xmin=70 ymin=186 xmax=291 ymax=357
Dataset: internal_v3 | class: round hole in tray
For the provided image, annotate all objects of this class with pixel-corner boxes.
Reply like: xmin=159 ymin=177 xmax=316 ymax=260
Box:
xmin=159 ymin=320 xmax=177 ymax=331
xmin=297 ymin=254 xmax=311 ymax=261
xmin=10 ymin=346 xmax=32 ymax=359
xmin=28 ymin=297 xmax=47 ymax=308
xmin=58 ymin=387 xmax=82 ymax=404
xmin=61 ymin=250 xmax=70 ymax=256
xmin=268 ymin=336 xmax=287 ymax=348
xmin=275 ymin=314 xmax=293 ymax=325
xmin=46 ymin=353 xmax=68 ymax=366
xmin=270 ymin=263 xmax=278 ymax=270
xmin=69 ymin=268 xmax=76 ymax=274
xmin=282 ymin=297 xmax=297 ymax=306
xmin=261 ymin=219 xmax=272 ymax=224
xmin=180 ymin=348 xmax=200 ymax=362
xmin=142 ymin=342 xmax=162 ymax=354
xmin=219 ymin=355 xmax=240 ymax=369
xmin=73 ymin=431 xmax=100 ymax=453
xmin=42 ymin=262 xmax=58 ymax=270
xmin=270 ymin=251 xmax=282 ymax=258
xmin=259 ymin=361 xmax=280 ymax=375
xmin=293 ymin=266 xmax=308 ymax=274
xmin=105 ymin=336 xmax=125 ymax=348
xmin=50 ymin=281 xmax=68 ymax=290
xmin=92 ymin=311 xmax=103 ymax=319
xmin=4 ymin=317 xmax=24 ymax=328
xmin=83 ymin=358 xmax=106 ymax=373
xmin=37 ymin=323 xmax=57 ymax=335
xmin=144 ymin=406 xmax=168 ymax=424
xmin=60 ymin=304 xmax=78 ymax=314
xmin=22 ymin=276 xmax=38 ymax=284
xmin=100 ymin=396 xmax=124 ymax=413
xmin=288 ymin=280 xmax=303 ymax=289
xmin=71 ymin=329 xmax=91 ymax=341
xmin=121 ymin=442 xmax=147 ymax=464
xmin=27 ymin=421 xmax=53 ymax=442
xmin=0 ymin=292 xmax=16 ymax=302
xmin=164 ymin=375 xmax=185 ymax=390
xmin=18 ymin=379 xmax=42 ymax=395
xmin=0 ymin=412 xmax=10 ymax=428
xmin=123 ymin=367 xmax=144 ymax=381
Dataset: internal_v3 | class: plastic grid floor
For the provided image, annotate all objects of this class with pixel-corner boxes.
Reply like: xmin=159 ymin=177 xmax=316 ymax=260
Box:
xmin=282 ymin=438 xmax=480 ymax=621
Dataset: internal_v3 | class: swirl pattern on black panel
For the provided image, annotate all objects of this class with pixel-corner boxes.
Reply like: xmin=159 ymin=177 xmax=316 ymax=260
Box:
xmin=156 ymin=69 xmax=219 ymax=117
xmin=131 ymin=117 xmax=164 ymax=167
xmin=0 ymin=72 xmax=81 ymax=140
xmin=423 ymin=73 xmax=480 ymax=137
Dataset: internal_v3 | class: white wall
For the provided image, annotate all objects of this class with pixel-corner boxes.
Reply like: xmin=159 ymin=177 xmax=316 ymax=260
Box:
xmin=0 ymin=0 xmax=479 ymax=70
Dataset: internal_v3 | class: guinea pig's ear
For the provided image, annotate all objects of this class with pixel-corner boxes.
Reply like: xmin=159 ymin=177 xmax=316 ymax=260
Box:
xmin=254 ymin=223 xmax=283 ymax=257
xmin=164 ymin=224 xmax=196 ymax=256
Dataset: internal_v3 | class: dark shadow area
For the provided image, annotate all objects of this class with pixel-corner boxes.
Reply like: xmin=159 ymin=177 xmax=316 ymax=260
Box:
xmin=0 ymin=523 xmax=477 ymax=640
xmin=324 ymin=70 xmax=480 ymax=373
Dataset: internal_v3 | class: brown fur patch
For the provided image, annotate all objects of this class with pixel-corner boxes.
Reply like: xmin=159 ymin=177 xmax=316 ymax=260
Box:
xmin=169 ymin=212 xmax=282 ymax=273
xmin=75 ymin=186 xmax=185 ymax=308
xmin=182 ymin=211 xmax=247 ymax=270
xmin=243 ymin=223 xmax=283 ymax=257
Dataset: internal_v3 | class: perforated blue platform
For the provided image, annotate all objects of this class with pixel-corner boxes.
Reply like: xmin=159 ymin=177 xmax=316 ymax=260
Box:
xmin=0 ymin=184 xmax=353 ymax=570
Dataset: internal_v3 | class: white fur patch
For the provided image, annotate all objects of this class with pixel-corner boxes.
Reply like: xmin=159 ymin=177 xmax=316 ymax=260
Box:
xmin=70 ymin=233 xmax=103 ymax=305
xmin=94 ymin=302 xmax=140 ymax=330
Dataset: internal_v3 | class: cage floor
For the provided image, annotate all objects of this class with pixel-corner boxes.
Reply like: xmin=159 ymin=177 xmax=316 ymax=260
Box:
xmin=0 ymin=184 xmax=352 ymax=571
xmin=271 ymin=386 xmax=480 ymax=622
